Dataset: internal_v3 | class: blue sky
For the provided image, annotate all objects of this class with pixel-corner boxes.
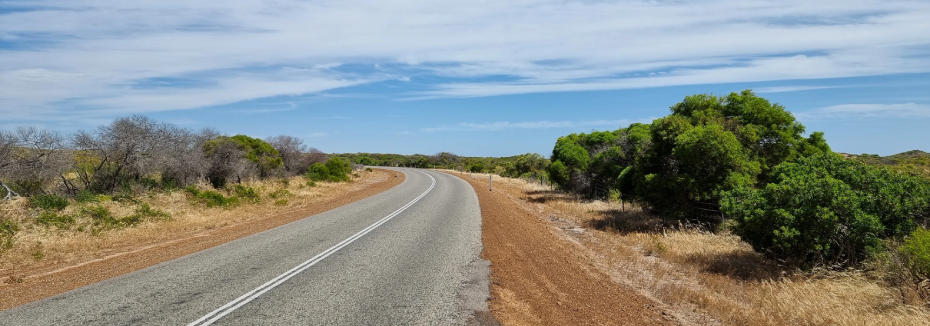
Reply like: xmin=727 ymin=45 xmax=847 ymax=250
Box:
xmin=1 ymin=0 xmax=929 ymax=157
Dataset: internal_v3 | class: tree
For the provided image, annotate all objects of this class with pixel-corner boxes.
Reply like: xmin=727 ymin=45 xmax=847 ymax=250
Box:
xmin=71 ymin=115 xmax=170 ymax=193
xmin=268 ymin=135 xmax=310 ymax=176
xmin=206 ymin=135 xmax=283 ymax=180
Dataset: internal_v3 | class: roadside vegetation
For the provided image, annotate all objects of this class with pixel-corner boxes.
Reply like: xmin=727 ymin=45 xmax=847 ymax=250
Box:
xmin=339 ymin=152 xmax=549 ymax=179
xmin=447 ymin=90 xmax=930 ymax=324
xmin=0 ymin=116 xmax=366 ymax=274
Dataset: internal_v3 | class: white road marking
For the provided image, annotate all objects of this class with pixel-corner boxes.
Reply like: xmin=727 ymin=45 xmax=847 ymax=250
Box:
xmin=188 ymin=170 xmax=436 ymax=326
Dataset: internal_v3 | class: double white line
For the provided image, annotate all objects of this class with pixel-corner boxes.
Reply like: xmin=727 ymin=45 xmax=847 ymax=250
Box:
xmin=188 ymin=171 xmax=436 ymax=326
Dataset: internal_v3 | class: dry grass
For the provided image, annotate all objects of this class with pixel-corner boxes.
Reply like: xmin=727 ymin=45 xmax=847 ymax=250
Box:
xmin=0 ymin=170 xmax=385 ymax=277
xmin=450 ymin=170 xmax=930 ymax=326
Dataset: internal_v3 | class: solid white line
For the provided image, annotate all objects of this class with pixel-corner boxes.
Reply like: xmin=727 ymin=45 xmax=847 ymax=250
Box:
xmin=188 ymin=170 xmax=436 ymax=326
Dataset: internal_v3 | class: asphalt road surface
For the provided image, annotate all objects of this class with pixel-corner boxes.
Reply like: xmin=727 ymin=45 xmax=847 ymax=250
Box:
xmin=0 ymin=168 xmax=491 ymax=325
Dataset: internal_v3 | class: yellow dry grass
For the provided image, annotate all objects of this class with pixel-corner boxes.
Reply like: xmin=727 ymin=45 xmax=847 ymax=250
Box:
xmin=0 ymin=170 xmax=385 ymax=276
xmin=450 ymin=170 xmax=930 ymax=326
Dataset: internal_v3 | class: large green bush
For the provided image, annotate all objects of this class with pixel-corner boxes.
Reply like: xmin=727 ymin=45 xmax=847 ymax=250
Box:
xmin=721 ymin=153 xmax=930 ymax=267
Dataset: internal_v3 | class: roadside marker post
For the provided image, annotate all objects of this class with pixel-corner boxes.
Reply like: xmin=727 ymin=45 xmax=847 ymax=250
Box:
xmin=489 ymin=175 xmax=492 ymax=191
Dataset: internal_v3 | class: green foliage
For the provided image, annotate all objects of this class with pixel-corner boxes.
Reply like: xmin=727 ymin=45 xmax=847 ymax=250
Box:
xmin=547 ymin=161 xmax=570 ymax=187
xmin=325 ymin=157 xmax=351 ymax=181
xmin=900 ymin=228 xmax=930 ymax=278
xmin=355 ymin=155 xmax=375 ymax=166
xmin=75 ymin=190 xmax=97 ymax=203
xmin=365 ymin=167 xmax=373 ymax=172
xmin=81 ymin=205 xmax=144 ymax=230
xmin=274 ymin=199 xmax=288 ymax=205
xmin=722 ymin=153 xmax=930 ymax=267
xmin=306 ymin=163 xmax=330 ymax=181
xmin=306 ymin=181 xmax=317 ymax=188
xmin=30 ymin=194 xmax=69 ymax=211
xmin=233 ymin=185 xmax=260 ymax=202
xmin=306 ymin=158 xmax=352 ymax=182
xmin=36 ymin=212 xmax=75 ymax=229
xmin=132 ymin=203 xmax=170 ymax=220
xmin=855 ymin=150 xmax=930 ymax=180
xmin=206 ymin=135 xmax=283 ymax=179
xmin=194 ymin=190 xmax=238 ymax=208
xmin=0 ymin=220 xmax=19 ymax=250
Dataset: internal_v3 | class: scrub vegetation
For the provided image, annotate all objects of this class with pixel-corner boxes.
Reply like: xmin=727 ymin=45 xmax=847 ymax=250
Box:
xmin=446 ymin=90 xmax=930 ymax=323
xmin=0 ymin=116 xmax=365 ymax=273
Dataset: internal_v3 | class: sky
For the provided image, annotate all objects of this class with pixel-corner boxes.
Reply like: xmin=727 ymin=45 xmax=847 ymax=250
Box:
xmin=1 ymin=0 xmax=928 ymax=157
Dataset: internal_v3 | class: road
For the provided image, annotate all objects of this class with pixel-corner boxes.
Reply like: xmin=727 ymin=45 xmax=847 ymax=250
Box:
xmin=0 ymin=168 xmax=492 ymax=325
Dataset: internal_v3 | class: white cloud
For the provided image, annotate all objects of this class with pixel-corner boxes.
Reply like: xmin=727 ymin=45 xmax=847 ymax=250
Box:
xmin=1 ymin=0 xmax=929 ymax=119
xmin=798 ymin=103 xmax=930 ymax=119
xmin=421 ymin=119 xmax=651 ymax=132
xmin=754 ymin=86 xmax=844 ymax=93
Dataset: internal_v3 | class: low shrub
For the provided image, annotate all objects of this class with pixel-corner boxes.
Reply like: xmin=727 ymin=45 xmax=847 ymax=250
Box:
xmin=75 ymin=190 xmax=97 ymax=203
xmin=365 ymin=167 xmax=373 ymax=172
xmin=29 ymin=194 xmax=69 ymax=211
xmin=306 ymin=163 xmax=330 ymax=182
xmin=274 ymin=199 xmax=288 ymax=205
xmin=82 ymin=205 xmax=151 ymax=230
xmin=900 ymin=227 xmax=930 ymax=278
xmin=306 ymin=181 xmax=317 ymax=188
xmin=36 ymin=212 xmax=75 ymax=229
xmin=195 ymin=190 xmax=238 ymax=207
xmin=233 ymin=185 xmax=260 ymax=202
xmin=0 ymin=220 xmax=18 ymax=250
xmin=132 ymin=203 xmax=170 ymax=220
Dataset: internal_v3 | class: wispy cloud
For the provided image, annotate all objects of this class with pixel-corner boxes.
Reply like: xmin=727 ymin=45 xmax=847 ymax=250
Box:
xmin=798 ymin=103 xmax=930 ymax=119
xmin=306 ymin=132 xmax=328 ymax=138
xmin=755 ymin=85 xmax=844 ymax=93
xmin=421 ymin=119 xmax=651 ymax=132
xmin=1 ymin=0 xmax=929 ymax=119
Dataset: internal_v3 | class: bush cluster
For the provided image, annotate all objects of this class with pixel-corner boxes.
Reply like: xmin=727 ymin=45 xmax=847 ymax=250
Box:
xmin=546 ymin=90 xmax=930 ymax=269
xmin=305 ymin=157 xmax=352 ymax=182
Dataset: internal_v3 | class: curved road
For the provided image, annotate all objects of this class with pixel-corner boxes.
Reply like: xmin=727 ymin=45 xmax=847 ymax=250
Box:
xmin=0 ymin=168 xmax=491 ymax=325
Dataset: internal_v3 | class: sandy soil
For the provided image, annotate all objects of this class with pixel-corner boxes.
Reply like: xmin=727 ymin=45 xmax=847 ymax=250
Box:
xmin=449 ymin=171 xmax=677 ymax=326
xmin=0 ymin=169 xmax=404 ymax=310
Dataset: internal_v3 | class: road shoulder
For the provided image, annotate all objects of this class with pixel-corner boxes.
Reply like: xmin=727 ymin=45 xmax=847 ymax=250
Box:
xmin=446 ymin=171 xmax=675 ymax=325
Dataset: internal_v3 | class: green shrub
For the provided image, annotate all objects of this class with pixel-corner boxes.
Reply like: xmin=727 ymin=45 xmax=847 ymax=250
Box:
xmin=195 ymin=190 xmax=238 ymax=207
xmin=900 ymin=228 xmax=930 ymax=278
xmin=306 ymin=163 xmax=330 ymax=182
xmin=274 ymin=199 xmax=288 ymax=205
xmin=365 ymin=167 xmax=373 ymax=172
xmin=306 ymin=181 xmax=317 ymax=188
xmin=36 ymin=212 xmax=75 ymax=229
xmin=30 ymin=194 xmax=69 ymax=211
xmin=233 ymin=185 xmax=260 ymax=202
xmin=0 ymin=220 xmax=19 ymax=250
xmin=325 ymin=158 xmax=351 ymax=182
xmin=75 ymin=190 xmax=97 ymax=203
xmin=719 ymin=153 xmax=928 ymax=268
